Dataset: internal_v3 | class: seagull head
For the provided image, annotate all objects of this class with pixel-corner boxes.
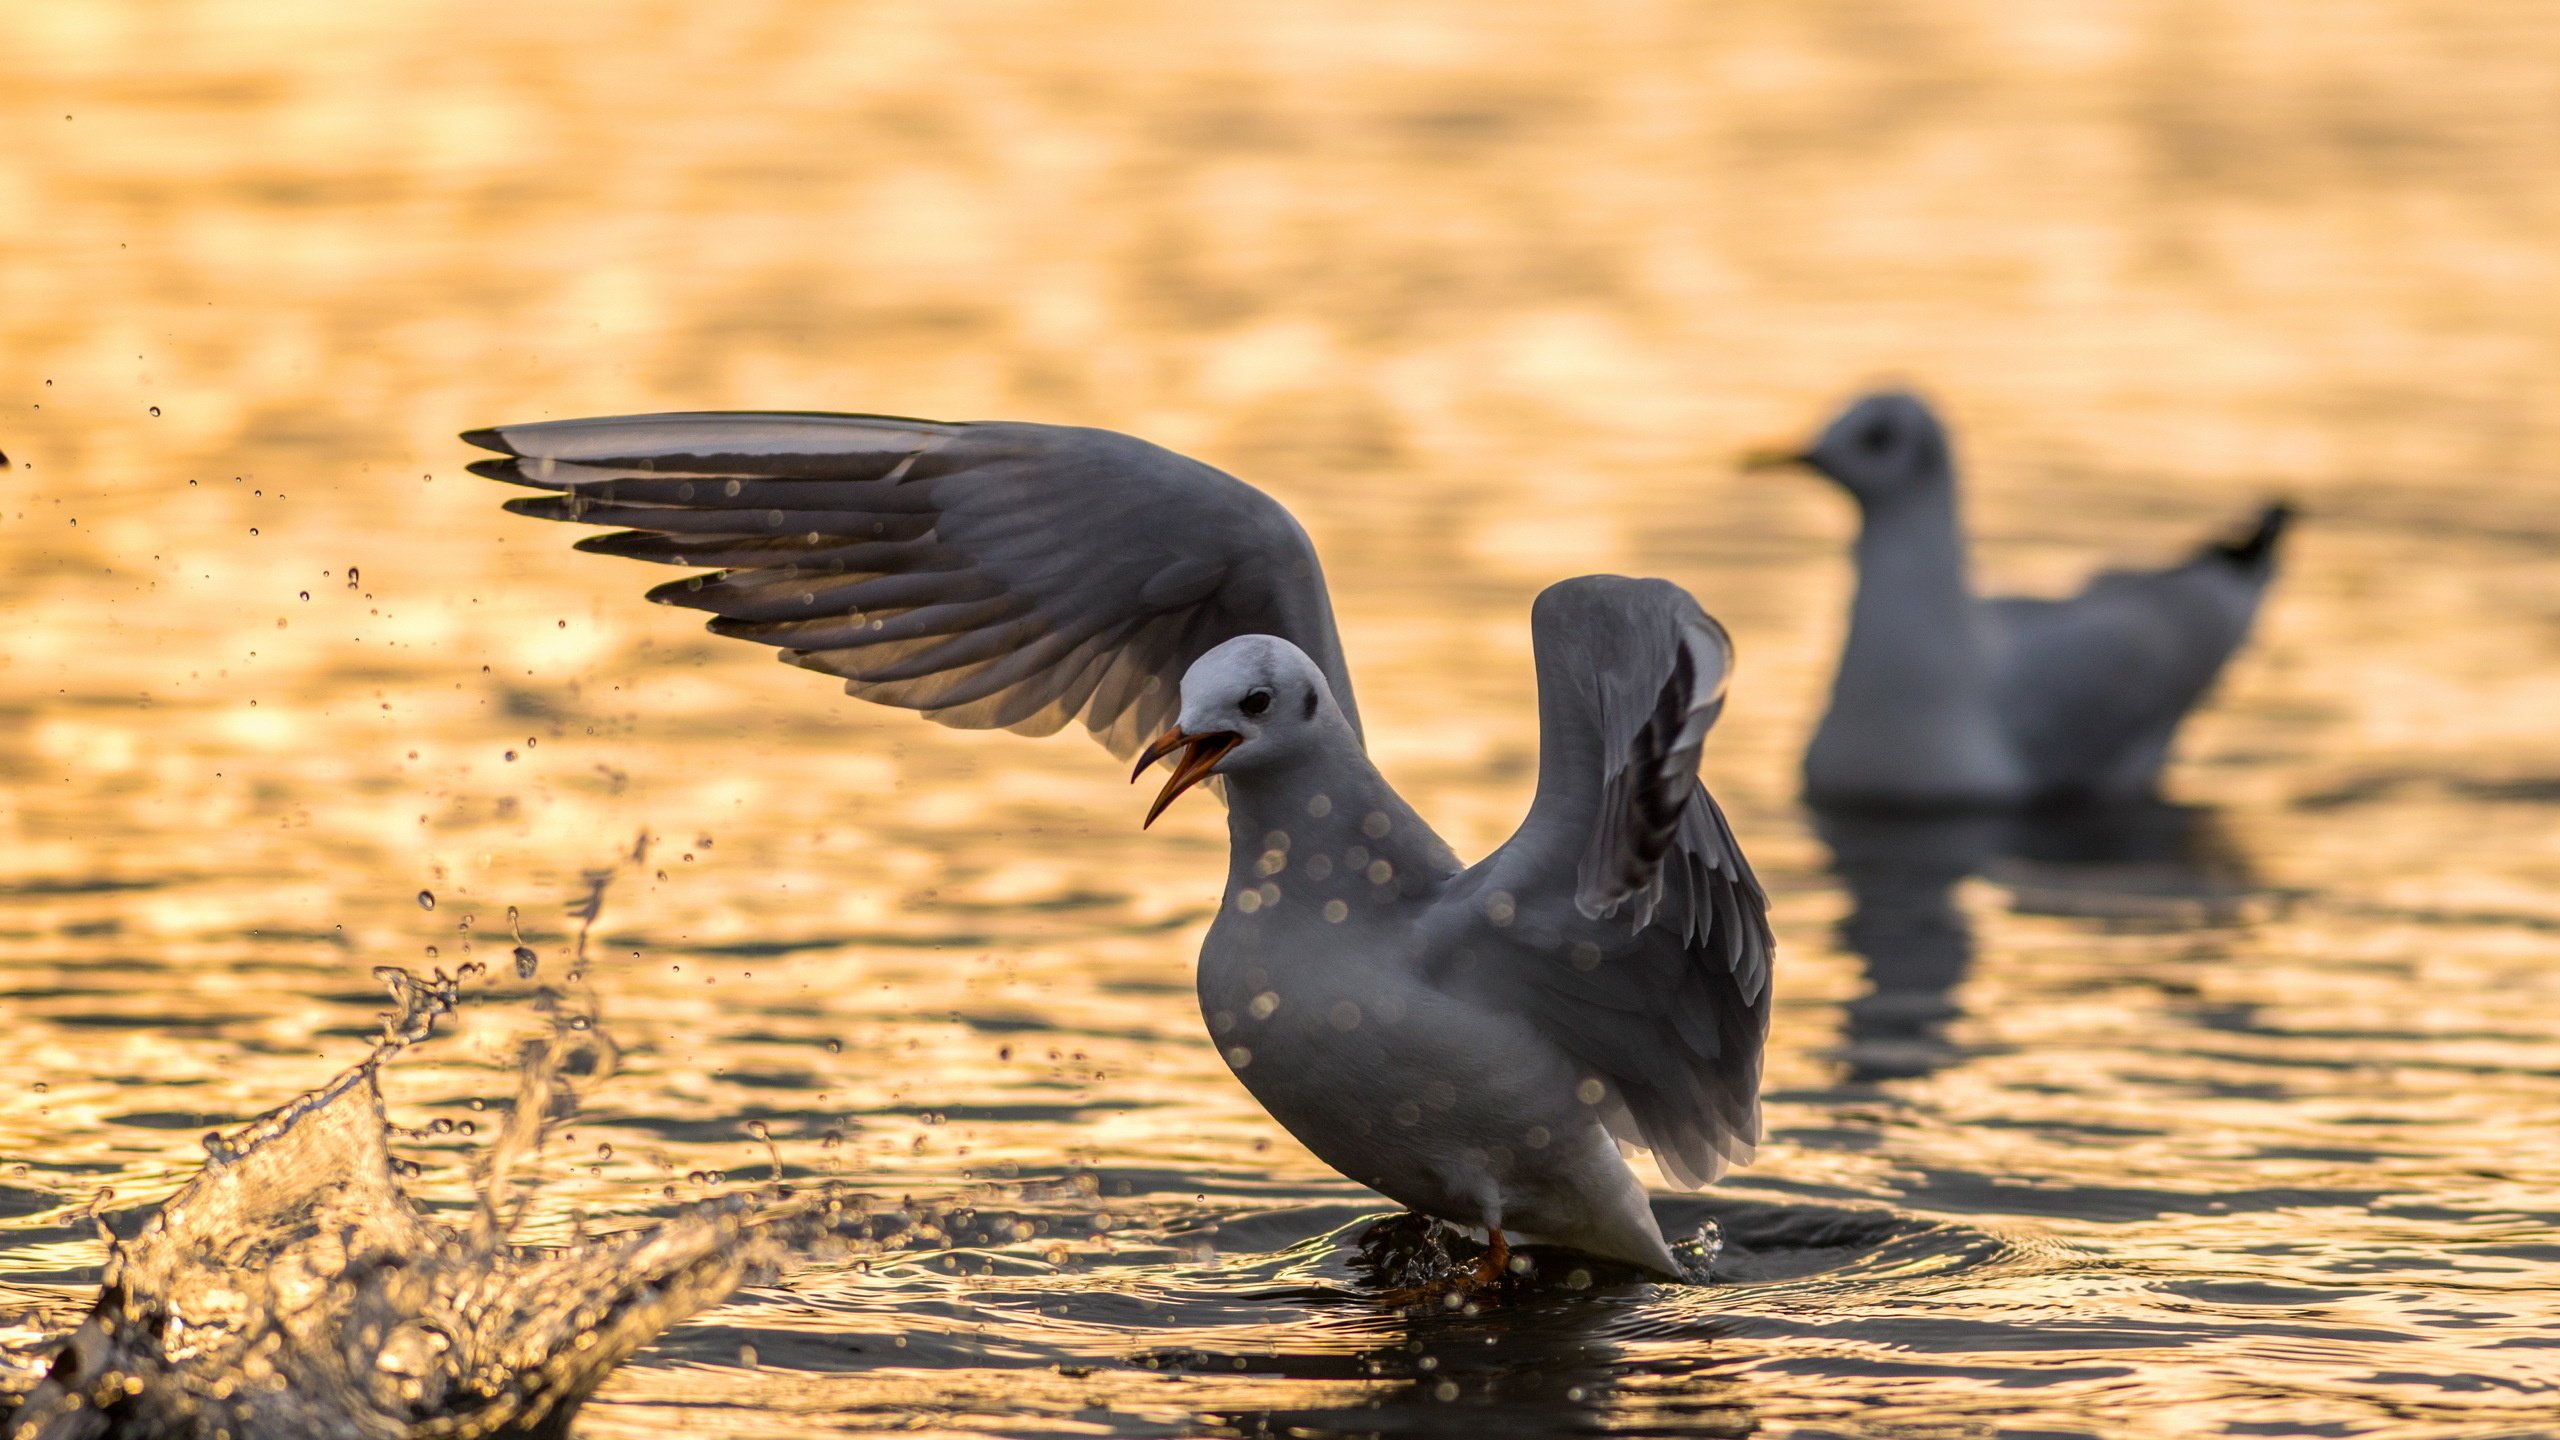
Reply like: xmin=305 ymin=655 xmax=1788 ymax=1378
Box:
xmin=1132 ymin=635 xmax=1335 ymax=827
xmin=1740 ymin=389 xmax=1952 ymax=506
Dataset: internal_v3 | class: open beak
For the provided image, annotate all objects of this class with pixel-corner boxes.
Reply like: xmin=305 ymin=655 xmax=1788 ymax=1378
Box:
xmin=1736 ymin=442 xmax=1810 ymax=473
xmin=1132 ymin=727 xmax=1242 ymax=828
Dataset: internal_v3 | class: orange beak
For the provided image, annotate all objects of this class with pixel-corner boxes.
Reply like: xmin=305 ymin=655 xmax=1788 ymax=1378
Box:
xmin=1132 ymin=727 xmax=1242 ymax=828
xmin=1736 ymin=441 xmax=1809 ymax=473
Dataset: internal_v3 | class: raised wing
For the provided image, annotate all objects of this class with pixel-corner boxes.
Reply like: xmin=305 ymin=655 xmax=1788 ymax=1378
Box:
xmin=465 ymin=413 xmax=1359 ymax=759
xmin=1572 ymin=605 xmax=1730 ymax=928
xmin=1466 ymin=575 xmax=1774 ymax=1188
xmin=1986 ymin=503 xmax=2287 ymax=796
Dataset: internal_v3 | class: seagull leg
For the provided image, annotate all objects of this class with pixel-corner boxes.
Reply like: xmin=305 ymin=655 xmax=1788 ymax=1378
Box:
xmin=1373 ymin=1222 xmax=1514 ymax=1309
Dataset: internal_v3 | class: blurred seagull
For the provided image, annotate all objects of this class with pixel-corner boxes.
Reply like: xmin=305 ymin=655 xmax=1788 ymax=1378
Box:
xmin=1746 ymin=391 xmax=2289 ymax=810
xmin=466 ymin=414 xmax=1772 ymax=1285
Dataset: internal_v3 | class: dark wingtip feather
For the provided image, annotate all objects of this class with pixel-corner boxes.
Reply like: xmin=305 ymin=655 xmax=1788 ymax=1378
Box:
xmin=642 ymin=572 xmax=720 ymax=606
xmin=2206 ymin=501 xmax=2293 ymax=570
xmin=470 ymin=457 xmax=560 ymax=488
xmin=459 ymin=426 xmax=518 ymax=455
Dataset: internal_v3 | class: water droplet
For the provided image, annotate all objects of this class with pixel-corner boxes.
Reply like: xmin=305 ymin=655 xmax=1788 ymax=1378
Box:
xmin=512 ymin=945 xmax=538 ymax=978
xmin=148 ymin=406 xmax=160 ymax=417
xmin=503 ymin=750 xmax=517 ymax=762
xmin=297 ymin=590 xmax=309 ymax=601
xmin=416 ymin=890 xmax=436 ymax=911
xmin=346 ymin=566 xmax=359 ymax=588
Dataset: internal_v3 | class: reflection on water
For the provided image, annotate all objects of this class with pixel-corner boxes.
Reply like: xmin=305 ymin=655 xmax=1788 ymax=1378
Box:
xmin=7 ymin=1 xmax=2560 ymax=1436
xmin=1818 ymin=802 xmax=2261 ymax=1081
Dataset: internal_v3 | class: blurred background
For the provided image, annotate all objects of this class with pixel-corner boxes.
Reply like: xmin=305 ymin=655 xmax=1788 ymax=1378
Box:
xmin=5 ymin=3 xmax=2560 ymax=1437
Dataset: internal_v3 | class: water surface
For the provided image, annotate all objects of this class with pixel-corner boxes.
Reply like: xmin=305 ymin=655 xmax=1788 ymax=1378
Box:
xmin=5 ymin=3 xmax=2560 ymax=1435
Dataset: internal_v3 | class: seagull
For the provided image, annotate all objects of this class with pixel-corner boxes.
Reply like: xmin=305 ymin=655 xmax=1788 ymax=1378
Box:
xmin=1746 ymin=390 xmax=2289 ymax=811
xmin=463 ymin=413 xmax=1774 ymax=1284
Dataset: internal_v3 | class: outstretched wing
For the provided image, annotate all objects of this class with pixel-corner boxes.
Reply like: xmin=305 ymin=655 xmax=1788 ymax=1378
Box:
xmin=1466 ymin=575 xmax=1774 ymax=1187
xmin=465 ymin=413 xmax=1359 ymax=759
xmin=1987 ymin=504 xmax=2287 ymax=795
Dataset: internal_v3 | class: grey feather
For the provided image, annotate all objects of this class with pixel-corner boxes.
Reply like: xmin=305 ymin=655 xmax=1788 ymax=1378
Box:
xmin=1573 ymin=613 xmax=1732 ymax=928
xmin=1459 ymin=576 xmax=1774 ymax=1188
xmin=465 ymin=413 xmax=1361 ymax=759
xmin=1985 ymin=538 xmax=2276 ymax=797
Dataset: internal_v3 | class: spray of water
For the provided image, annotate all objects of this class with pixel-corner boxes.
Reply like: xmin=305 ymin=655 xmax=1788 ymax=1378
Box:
xmin=2 ymin=837 xmax=840 ymax=1440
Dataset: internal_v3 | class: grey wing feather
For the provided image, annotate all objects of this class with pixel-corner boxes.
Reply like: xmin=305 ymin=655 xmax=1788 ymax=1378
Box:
xmin=1986 ymin=526 xmax=2279 ymax=795
xmin=464 ymin=412 xmax=1359 ymax=759
xmin=1574 ymin=614 xmax=1732 ymax=929
xmin=1470 ymin=575 xmax=1774 ymax=1187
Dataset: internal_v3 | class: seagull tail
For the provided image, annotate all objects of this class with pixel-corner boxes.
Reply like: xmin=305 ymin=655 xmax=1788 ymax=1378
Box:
xmin=2202 ymin=501 xmax=2293 ymax=572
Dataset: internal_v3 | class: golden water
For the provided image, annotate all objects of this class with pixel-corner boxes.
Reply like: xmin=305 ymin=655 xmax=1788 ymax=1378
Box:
xmin=5 ymin=2 xmax=2560 ymax=1434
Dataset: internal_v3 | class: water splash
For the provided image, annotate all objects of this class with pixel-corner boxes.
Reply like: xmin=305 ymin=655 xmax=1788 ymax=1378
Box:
xmin=1346 ymin=1212 xmax=1724 ymax=1308
xmin=2 ymin=843 xmax=827 ymax=1440
xmin=503 ymin=906 xmax=536 ymax=980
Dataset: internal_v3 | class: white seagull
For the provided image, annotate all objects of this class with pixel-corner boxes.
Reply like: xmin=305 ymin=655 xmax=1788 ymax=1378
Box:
xmin=465 ymin=413 xmax=1774 ymax=1285
xmin=1748 ymin=390 xmax=2289 ymax=811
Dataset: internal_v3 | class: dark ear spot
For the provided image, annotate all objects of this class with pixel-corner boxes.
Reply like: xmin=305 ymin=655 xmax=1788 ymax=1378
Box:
xmin=1301 ymin=687 xmax=1318 ymax=721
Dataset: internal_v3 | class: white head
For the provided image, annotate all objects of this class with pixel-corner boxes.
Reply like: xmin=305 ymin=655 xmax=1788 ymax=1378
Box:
xmin=1132 ymin=635 xmax=1339 ymax=826
xmin=1743 ymin=390 xmax=1954 ymax=509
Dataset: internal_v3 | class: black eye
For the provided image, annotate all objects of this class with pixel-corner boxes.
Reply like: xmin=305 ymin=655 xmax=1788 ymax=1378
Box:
xmin=1857 ymin=419 xmax=1894 ymax=453
xmin=1239 ymin=687 xmax=1274 ymax=718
